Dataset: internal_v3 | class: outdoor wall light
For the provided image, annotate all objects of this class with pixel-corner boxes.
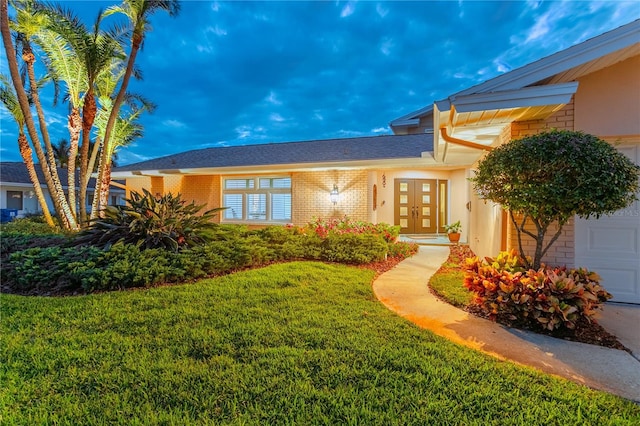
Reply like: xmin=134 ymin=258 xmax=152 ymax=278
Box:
xmin=330 ymin=184 xmax=339 ymax=205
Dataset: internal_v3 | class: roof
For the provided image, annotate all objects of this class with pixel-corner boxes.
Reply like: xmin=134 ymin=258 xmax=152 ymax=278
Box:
xmin=112 ymin=133 xmax=434 ymax=177
xmin=0 ymin=162 xmax=123 ymax=191
xmin=390 ymin=19 xmax=640 ymax=129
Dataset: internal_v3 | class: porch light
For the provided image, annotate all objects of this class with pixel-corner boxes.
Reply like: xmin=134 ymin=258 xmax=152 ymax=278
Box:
xmin=330 ymin=184 xmax=339 ymax=205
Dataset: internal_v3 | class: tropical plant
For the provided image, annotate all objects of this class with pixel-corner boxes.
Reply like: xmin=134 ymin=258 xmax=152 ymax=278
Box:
xmin=1 ymin=0 xmax=78 ymax=229
xmin=43 ymin=3 xmax=125 ymax=224
xmin=443 ymin=220 xmax=461 ymax=234
xmin=464 ymin=250 xmax=612 ymax=331
xmin=74 ymin=189 xmax=223 ymax=251
xmin=0 ymin=73 xmax=55 ymax=226
xmin=93 ymin=0 xmax=180 ymax=217
xmin=471 ymin=130 xmax=640 ymax=269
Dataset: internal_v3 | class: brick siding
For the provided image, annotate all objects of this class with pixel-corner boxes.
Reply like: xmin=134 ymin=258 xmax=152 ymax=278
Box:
xmin=507 ymin=97 xmax=575 ymax=267
xmin=291 ymin=170 xmax=369 ymax=225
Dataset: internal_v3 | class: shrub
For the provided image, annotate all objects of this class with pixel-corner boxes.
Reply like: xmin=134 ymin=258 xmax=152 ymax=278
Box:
xmin=321 ymin=233 xmax=388 ymax=264
xmin=307 ymin=216 xmax=400 ymax=242
xmin=464 ymin=250 xmax=612 ymax=331
xmin=74 ymin=189 xmax=224 ymax=251
xmin=387 ymin=241 xmax=419 ymax=259
xmin=0 ymin=215 xmax=62 ymax=235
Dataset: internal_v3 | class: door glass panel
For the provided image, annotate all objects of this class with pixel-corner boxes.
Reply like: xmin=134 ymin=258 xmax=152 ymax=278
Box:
xmin=400 ymin=182 xmax=408 ymax=192
xmin=422 ymin=195 xmax=430 ymax=204
xmin=400 ymin=219 xmax=408 ymax=228
xmin=422 ymin=206 xmax=430 ymax=216
xmin=400 ymin=207 xmax=408 ymax=216
xmin=400 ymin=195 xmax=408 ymax=204
xmin=422 ymin=183 xmax=430 ymax=192
xmin=422 ymin=219 xmax=431 ymax=228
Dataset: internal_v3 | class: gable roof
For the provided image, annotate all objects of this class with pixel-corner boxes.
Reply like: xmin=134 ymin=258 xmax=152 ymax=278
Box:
xmin=390 ymin=19 xmax=640 ymax=129
xmin=112 ymin=133 xmax=434 ymax=177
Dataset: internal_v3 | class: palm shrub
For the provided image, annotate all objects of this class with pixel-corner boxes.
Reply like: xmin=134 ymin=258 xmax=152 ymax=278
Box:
xmin=464 ymin=250 xmax=612 ymax=331
xmin=74 ymin=189 xmax=224 ymax=251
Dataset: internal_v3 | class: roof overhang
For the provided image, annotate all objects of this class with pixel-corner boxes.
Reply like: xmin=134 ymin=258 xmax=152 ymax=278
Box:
xmin=111 ymin=154 xmax=439 ymax=178
xmin=434 ymin=82 xmax=579 ymax=164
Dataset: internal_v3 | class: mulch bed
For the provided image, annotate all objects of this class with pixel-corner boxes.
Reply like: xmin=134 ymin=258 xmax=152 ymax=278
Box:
xmin=433 ymin=244 xmax=628 ymax=351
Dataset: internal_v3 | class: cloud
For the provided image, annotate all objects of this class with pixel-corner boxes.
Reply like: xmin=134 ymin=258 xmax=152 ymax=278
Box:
xmin=162 ymin=119 xmax=187 ymax=129
xmin=265 ymin=91 xmax=282 ymax=106
xmin=269 ymin=113 xmax=285 ymax=123
xmin=380 ymin=38 xmax=394 ymax=56
xmin=205 ymin=25 xmax=227 ymax=37
xmin=371 ymin=127 xmax=389 ymax=134
xmin=340 ymin=1 xmax=356 ymax=18
xmin=375 ymin=3 xmax=388 ymax=18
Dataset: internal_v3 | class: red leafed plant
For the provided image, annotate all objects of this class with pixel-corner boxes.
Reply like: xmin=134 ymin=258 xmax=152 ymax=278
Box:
xmin=463 ymin=250 xmax=612 ymax=331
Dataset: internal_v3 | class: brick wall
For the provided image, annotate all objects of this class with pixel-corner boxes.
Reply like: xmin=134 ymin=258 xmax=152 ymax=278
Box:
xmin=291 ymin=170 xmax=369 ymax=225
xmin=507 ymin=97 xmax=575 ymax=267
xmin=180 ymin=175 xmax=221 ymax=222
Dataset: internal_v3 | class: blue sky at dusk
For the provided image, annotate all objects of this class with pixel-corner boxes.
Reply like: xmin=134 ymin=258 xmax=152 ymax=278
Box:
xmin=1 ymin=1 xmax=639 ymax=166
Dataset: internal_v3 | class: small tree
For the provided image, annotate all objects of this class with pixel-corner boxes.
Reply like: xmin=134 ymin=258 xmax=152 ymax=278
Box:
xmin=471 ymin=130 xmax=639 ymax=270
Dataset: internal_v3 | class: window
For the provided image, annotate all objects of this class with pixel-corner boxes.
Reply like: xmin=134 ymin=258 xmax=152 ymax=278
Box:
xmin=6 ymin=191 xmax=23 ymax=210
xmin=222 ymin=176 xmax=291 ymax=222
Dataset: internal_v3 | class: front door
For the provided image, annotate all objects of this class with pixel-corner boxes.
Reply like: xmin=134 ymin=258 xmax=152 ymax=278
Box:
xmin=394 ymin=179 xmax=448 ymax=234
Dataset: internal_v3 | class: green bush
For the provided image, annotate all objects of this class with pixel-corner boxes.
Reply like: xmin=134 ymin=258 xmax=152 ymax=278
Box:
xmin=387 ymin=241 xmax=419 ymax=258
xmin=74 ymin=189 xmax=224 ymax=251
xmin=0 ymin=216 xmax=61 ymax=235
xmin=464 ymin=250 xmax=612 ymax=331
xmin=2 ymin=221 xmax=415 ymax=294
xmin=321 ymin=233 xmax=388 ymax=264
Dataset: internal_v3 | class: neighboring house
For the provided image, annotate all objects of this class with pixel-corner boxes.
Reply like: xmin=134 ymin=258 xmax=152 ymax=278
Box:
xmin=112 ymin=20 xmax=639 ymax=304
xmin=0 ymin=162 xmax=126 ymax=219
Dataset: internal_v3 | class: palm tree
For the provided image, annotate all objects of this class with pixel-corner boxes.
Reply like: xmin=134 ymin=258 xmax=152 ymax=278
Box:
xmin=90 ymin=66 xmax=155 ymax=216
xmin=35 ymin=6 xmax=91 ymax=221
xmin=93 ymin=0 xmax=180 ymax=217
xmin=51 ymin=139 xmax=70 ymax=168
xmin=0 ymin=73 xmax=55 ymax=226
xmin=1 ymin=0 xmax=77 ymax=229
xmin=43 ymin=4 xmax=124 ymax=224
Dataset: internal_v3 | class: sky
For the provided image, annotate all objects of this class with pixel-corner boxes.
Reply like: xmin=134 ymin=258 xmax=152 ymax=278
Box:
xmin=1 ymin=0 xmax=639 ymax=166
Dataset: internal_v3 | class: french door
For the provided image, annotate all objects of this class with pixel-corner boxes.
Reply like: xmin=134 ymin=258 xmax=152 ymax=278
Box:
xmin=394 ymin=179 xmax=448 ymax=234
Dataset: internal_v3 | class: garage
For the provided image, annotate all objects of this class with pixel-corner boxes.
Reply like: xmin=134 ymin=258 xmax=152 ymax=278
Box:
xmin=575 ymin=144 xmax=640 ymax=304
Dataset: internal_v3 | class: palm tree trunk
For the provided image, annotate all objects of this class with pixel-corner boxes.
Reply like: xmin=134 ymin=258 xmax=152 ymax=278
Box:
xmin=1 ymin=0 xmax=77 ymax=230
xmin=78 ymin=89 xmax=97 ymax=225
xmin=93 ymin=33 xmax=141 ymax=218
xmin=66 ymin=107 xmax=81 ymax=221
xmin=18 ymin=134 xmax=55 ymax=227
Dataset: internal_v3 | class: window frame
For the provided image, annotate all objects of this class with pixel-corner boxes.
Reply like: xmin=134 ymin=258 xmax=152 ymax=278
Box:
xmin=6 ymin=190 xmax=23 ymax=210
xmin=221 ymin=176 xmax=292 ymax=224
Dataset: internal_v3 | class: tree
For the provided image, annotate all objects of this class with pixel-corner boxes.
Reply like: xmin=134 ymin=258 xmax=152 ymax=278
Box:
xmin=43 ymin=4 xmax=124 ymax=224
xmin=0 ymin=73 xmax=55 ymax=226
xmin=2 ymin=0 xmax=78 ymax=229
xmin=93 ymin=0 xmax=180 ymax=218
xmin=471 ymin=130 xmax=640 ymax=270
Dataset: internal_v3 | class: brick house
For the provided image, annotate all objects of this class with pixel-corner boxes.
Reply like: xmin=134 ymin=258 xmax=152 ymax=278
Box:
xmin=112 ymin=20 xmax=640 ymax=303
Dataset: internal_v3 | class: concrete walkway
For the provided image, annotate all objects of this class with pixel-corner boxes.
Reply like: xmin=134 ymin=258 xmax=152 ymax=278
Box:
xmin=372 ymin=246 xmax=640 ymax=403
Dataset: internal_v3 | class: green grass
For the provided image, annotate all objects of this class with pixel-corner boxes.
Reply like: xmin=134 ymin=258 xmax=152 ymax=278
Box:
xmin=429 ymin=269 xmax=473 ymax=307
xmin=2 ymin=262 xmax=638 ymax=425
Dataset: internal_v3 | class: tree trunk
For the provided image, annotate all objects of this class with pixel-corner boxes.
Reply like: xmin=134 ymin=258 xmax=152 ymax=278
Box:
xmin=18 ymin=134 xmax=55 ymax=227
xmin=66 ymin=107 xmax=82 ymax=221
xmin=93 ymin=33 xmax=141 ymax=218
xmin=78 ymin=88 xmax=97 ymax=225
xmin=1 ymin=0 xmax=77 ymax=230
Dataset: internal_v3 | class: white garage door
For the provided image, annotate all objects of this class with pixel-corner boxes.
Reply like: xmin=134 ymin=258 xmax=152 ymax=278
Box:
xmin=575 ymin=144 xmax=640 ymax=304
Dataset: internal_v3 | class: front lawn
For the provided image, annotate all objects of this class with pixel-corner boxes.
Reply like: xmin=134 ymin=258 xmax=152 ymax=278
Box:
xmin=2 ymin=262 xmax=638 ymax=424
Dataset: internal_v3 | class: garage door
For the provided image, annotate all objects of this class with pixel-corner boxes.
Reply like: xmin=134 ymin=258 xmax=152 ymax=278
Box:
xmin=575 ymin=144 xmax=640 ymax=304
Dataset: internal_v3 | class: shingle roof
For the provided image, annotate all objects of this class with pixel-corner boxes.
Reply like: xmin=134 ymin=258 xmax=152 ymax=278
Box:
xmin=114 ymin=133 xmax=432 ymax=172
xmin=0 ymin=162 xmax=121 ymax=190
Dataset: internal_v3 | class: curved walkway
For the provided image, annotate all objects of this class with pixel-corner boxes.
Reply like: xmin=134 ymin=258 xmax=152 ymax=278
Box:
xmin=372 ymin=246 xmax=640 ymax=403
